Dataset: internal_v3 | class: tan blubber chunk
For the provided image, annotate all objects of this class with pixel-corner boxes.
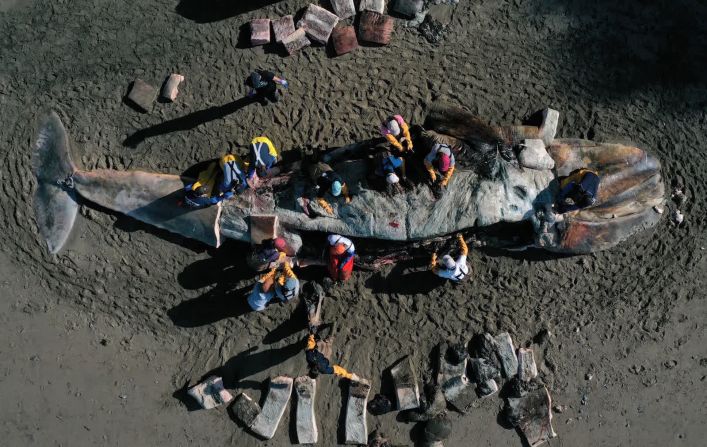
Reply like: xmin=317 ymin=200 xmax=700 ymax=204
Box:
xmin=160 ymin=74 xmax=184 ymax=102
xmin=391 ymin=356 xmax=420 ymax=411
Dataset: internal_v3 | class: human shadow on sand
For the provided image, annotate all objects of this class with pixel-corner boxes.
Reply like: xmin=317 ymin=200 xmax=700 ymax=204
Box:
xmin=123 ymin=97 xmax=256 ymax=148
xmin=176 ymin=0 xmax=282 ymax=23
xmin=365 ymin=262 xmax=446 ymax=295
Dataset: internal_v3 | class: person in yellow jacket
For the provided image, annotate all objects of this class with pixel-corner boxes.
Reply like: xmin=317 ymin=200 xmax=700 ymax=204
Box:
xmin=380 ymin=115 xmax=413 ymax=153
xmin=424 ymin=143 xmax=456 ymax=188
xmin=248 ymin=136 xmax=279 ymax=181
xmin=247 ymin=261 xmax=299 ymax=311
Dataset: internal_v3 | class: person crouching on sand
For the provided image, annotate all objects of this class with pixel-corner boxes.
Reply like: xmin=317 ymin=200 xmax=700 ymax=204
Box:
xmin=430 ymin=234 xmax=470 ymax=282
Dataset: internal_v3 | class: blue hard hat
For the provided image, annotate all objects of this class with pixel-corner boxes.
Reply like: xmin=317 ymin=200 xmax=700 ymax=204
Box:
xmin=331 ymin=181 xmax=342 ymax=197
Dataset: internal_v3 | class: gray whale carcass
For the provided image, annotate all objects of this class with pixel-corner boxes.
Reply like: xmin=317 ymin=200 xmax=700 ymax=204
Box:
xmin=32 ymin=108 xmax=664 ymax=255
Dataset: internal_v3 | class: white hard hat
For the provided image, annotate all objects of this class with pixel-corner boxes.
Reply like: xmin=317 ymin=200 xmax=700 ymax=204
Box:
xmin=386 ymin=172 xmax=399 ymax=184
xmin=442 ymin=255 xmax=455 ymax=269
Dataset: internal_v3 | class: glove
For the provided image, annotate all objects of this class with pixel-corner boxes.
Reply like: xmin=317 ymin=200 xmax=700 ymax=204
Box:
xmin=317 ymin=198 xmax=334 ymax=215
xmin=281 ymin=79 xmax=289 ymax=88
xmin=345 ymin=195 xmax=352 ymax=204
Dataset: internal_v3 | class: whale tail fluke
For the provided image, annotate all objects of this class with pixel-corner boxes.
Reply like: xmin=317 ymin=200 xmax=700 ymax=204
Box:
xmin=33 ymin=111 xmax=79 ymax=254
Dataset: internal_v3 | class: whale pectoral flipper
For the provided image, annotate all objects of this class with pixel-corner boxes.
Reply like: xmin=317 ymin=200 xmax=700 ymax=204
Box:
xmin=33 ymin=111 xmax=79 ymax=254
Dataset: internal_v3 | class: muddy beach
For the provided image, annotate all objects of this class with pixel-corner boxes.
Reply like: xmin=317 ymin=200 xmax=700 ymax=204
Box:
xmin=1 ymin=0 xmax=706 ymax=446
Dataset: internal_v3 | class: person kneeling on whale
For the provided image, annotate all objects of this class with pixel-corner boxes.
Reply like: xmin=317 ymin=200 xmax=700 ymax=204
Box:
xmin=424 ymin=143 xmax=455 ymax=188
xmin=555 ymin=168 xmax=600 ymax=213
xmin=182 ymin=153 xmax=250 ymax=208
xmin=246 ymin=136 xmax=279 ymax=186
xmin=380 ymin=115 xmax=414 ymax=153
xmin=305 ymin=323 xmax=357 ymax=380
xmin=308 ymin=162 xmax=351 ymax=215
xmin=247 ymin=262 xmax=299 ymax=311
xmin=430 ymin=234 xmax=470 ymax=282
xmin=373 ymin=150 xmax=409 ymax=193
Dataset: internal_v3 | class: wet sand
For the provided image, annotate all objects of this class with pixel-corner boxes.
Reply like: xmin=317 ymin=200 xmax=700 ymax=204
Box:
xmin=0 ymin=0 xmax=706 ymax=446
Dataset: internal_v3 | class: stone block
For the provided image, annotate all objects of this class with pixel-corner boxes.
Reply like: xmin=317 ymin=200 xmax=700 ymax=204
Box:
xmin=518 ymin=348 xmax=538 ymax=381
xmin=160 ymin=73 xmax=184 ymax=102
xmin=538 ymin=108 xmax=560 ymax=145
xmin=250 ymin=18 xmax=271 ymax=46
xmin=519 ymin=139 xmax=555 ymax=171
xmin=391 ymin=0 xmax=423 ymax=18
xmin=250 ymin=215 xmax=278 ymax=244
xmin=298 ymin=4 xmax=339 ymax=44
xmin=345 ymin=378 xmax=371 ymax=445
xmin=494 ymin=332 xmax=519 ymax=378
xmin=390 ymin=356 xmax=420 ymax=411
xmin=330 ymin=0 xmax=356 ymax=18
xmin=282 ymin=28 xmax=311 ymax=55
xmin=295 ymin=376 xmax=318 ymax=444
xmin=504 ymin=387 xmax=557 ymax=447
xmin=331 ymin=25 xmax=358 ymax=56
xmin=232 ymin=392 xmax=261 ymax=427
xmin=250 ymin=376 xmax=293 ymax=439
xmin=127 ymin=78 xmax=156 ymax=112
xmin=187 ymin=376 xmax=233 ymax=410
xmin=358 ymin=11 xmax=394 ymax=45
xmin=272 ymin=15 xmax=295 ymax=43
xmin=360 ymin=0 xmax=385 ymax=14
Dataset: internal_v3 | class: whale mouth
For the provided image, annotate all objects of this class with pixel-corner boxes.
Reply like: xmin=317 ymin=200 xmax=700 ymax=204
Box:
xmin=32 ymin=111 xmax=79 ymax=255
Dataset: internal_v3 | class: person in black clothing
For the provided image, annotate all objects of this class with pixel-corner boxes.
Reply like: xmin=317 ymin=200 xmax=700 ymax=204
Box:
xmin=245 ymin=70 xmax=288 ymax=104
xmin=307 ymin=161 xmax=351 ymax=214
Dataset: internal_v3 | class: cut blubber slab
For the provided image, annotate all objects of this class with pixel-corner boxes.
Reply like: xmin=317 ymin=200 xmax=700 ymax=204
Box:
xmin=494 ymin=332 xmax=519 ymax=378
xmin=505 ymin=387 xmax=557 ymax=447
xmin=272 ymin=15 xmax=295 ymax=42
xmin=187 ymin=376 xmax=233 ymax=409
xmin=160 ymin=73 xmax=184 ymax=102
xmin=282 ymin=29 xmax=311 ymax=55
xmin=250 ymin=376 xmax=294 ymax=439
xmin=332 ymin=25 xmax=358 ymax=56
xmin=360 ymin=0 xmax=385 ymax=14
xmin=518 ymin=348 xmax=538 ymax=381
xmin=232 ymin=392 xmax=261 ymax=427
xmin=250 ymin=18 xmax=271 ymax=45
xmin=298 ymin=4 xmax=339 ymax=44
xmin=127 ymin=78 xmax=156 ymax=112
xmin=295 ymin=376 xmax=318 ymax=444
xmin=358 ymin=11 xmax=394 ymax=45
xmin=330 ymin=0 xmax=356 ymax=18
xmin=390 ymin=356 xmax=420 ymax=410
xmin=345 ymin=378 xmax=371 ymax=445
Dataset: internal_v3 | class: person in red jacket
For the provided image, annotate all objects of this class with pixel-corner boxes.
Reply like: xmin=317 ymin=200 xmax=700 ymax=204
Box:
xmin=327 ymin=234 xmax=355 ymax=282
